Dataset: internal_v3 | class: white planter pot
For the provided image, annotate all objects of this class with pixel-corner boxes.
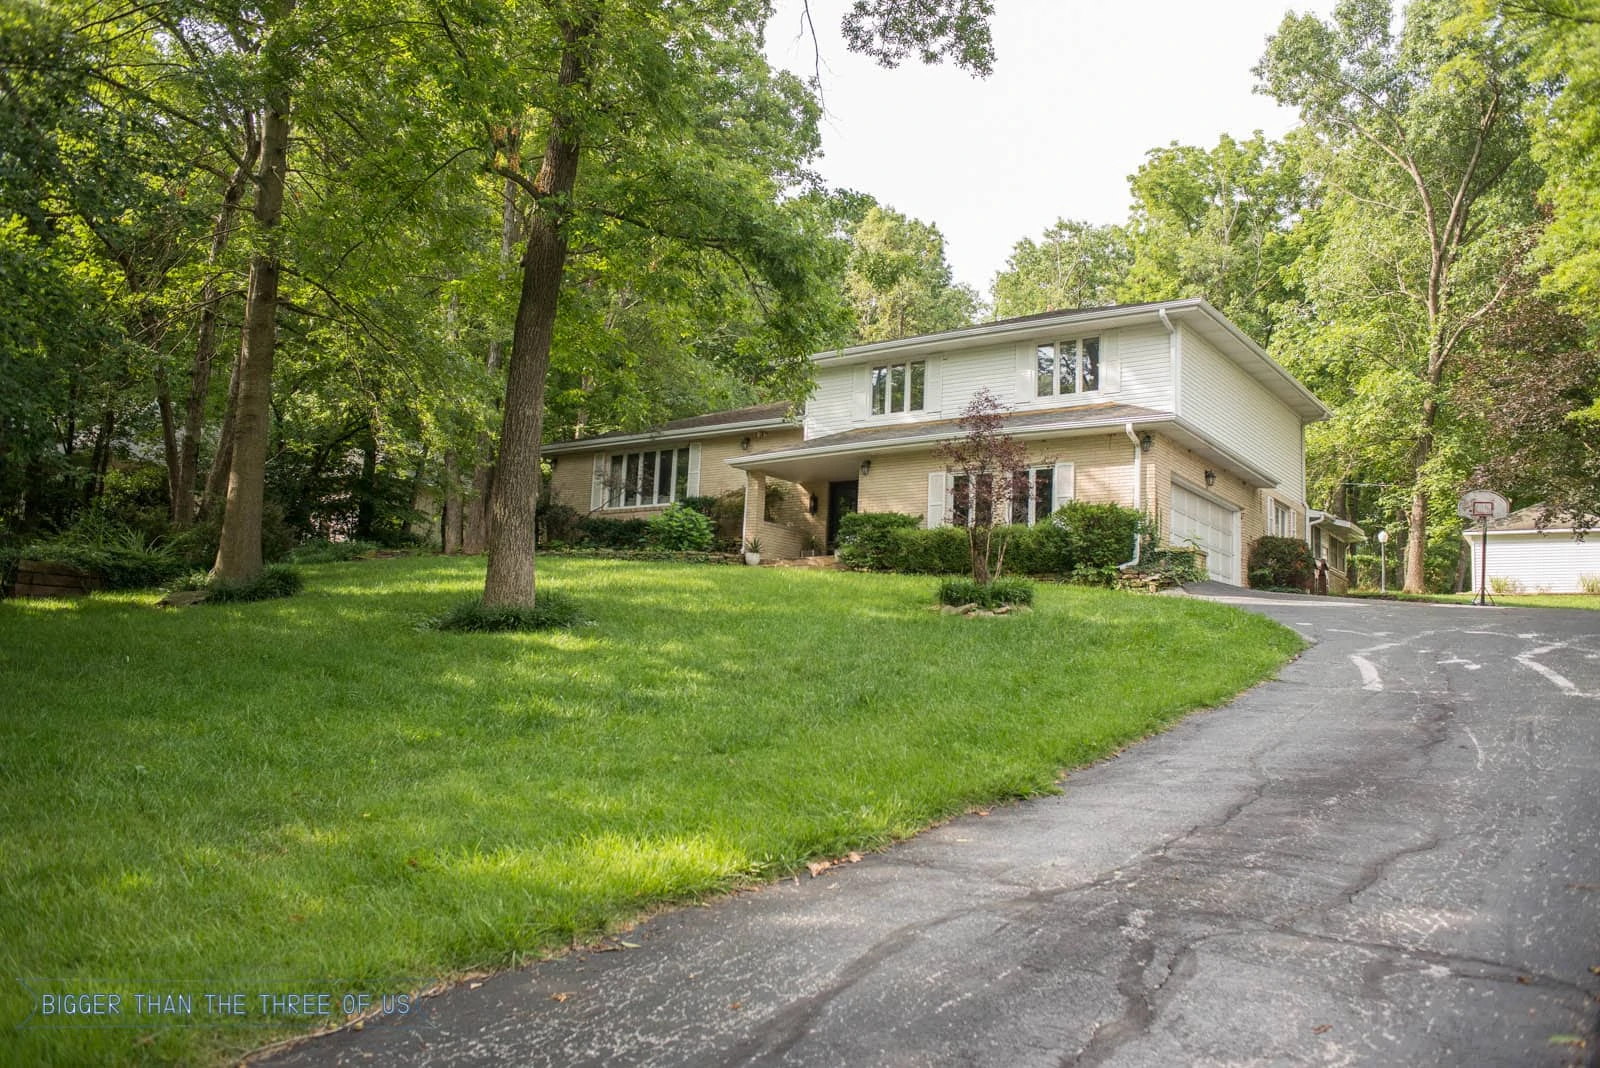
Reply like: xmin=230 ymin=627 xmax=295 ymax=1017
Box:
xmin=744 ymin=552 xmax=761 ymax=566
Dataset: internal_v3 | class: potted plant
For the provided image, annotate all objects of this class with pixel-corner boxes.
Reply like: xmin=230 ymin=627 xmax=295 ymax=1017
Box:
xmin=743 ymin=537 xmax=763 ymax=566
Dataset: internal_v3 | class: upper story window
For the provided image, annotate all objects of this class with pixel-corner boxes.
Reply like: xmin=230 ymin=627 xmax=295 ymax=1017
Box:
xmin=870 ymin=360 xmax=926 ymax=415
xmin=605 ymin=447 xmax=689 ymax=509
xmin=1036 ymin=337 xmax=1100 ymax=397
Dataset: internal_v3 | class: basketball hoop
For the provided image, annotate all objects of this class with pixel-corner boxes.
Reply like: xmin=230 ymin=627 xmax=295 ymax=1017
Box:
xmin=1458 ymin=489 xmax=1509 ymax=606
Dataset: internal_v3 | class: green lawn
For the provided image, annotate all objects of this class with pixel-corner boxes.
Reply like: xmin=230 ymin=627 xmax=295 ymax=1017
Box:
xmin=0 ymin=557 xmax=1301 ymax=1065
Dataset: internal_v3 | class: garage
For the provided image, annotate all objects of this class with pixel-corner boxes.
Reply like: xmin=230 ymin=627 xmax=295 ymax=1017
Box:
xmin=1170 ymin=481 xmax=1240 ymax=585
xmin=1463 ymin=504 xmax=1600 ymax=594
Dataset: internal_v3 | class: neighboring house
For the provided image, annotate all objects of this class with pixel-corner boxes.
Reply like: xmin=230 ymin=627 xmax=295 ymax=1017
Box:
xmin=1462 ymin=505 xmax=1600 ymax=594
xmin=546 ymin=299 xmax=1363 ymax=587
xmin=1308 ymin=511 xmax=1367 ymax=595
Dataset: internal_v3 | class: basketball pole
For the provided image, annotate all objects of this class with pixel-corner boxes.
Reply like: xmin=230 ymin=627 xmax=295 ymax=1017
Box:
xmin=1475 ymin=515 xmax=1489 ymax=606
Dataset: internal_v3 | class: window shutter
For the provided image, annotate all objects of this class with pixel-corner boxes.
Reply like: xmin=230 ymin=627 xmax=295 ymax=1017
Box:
xmin=851 ymin=365 xmax=869 ymax=423
xmin=1015 ymin=343 xmax=1034 ymax=403
xmin=591 ymin=454 xmax=607 ymax=511
xmin=926 ymin=472 xmax=946 ymax=528
xmin=686 ymin=442 xmax=702 ymax=496
xmin=922 ymin=358 xmax=942 ymax=415
xmin=1098 ymin=333 xmax=1120 ymax=393
xmin=1052 ymin=462 xmax=1075 ymax=510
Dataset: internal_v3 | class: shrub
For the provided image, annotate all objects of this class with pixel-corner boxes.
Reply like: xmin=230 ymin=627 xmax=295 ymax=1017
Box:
xmin=287 ymin=538 xmax=379 ymax=564
xmin=680 ymin=495 xmax=720 ymax=518
xmin=1488 ymin=575 xmax=1525 ymax=595
xmin=425 ymin=591 xmax=586 ymax=632
xmin=1580 ymin=573 xmax=1600 ymax=595
xmin=647 ymin=503 xmax=715 ymax=551
xmin=1142 ymin=547 xmax=1207 ymax=586
xmin=1051 ymin=501 xmax=1147 ymax=575
xmin=1248 ymin=535 xmax=1314 ymax=590
xmin=887 ymin=526 xmax=970 ymax=574
xmin=836 ymin=511 xmax=921 ymax=570
xmin=204 ymin=564 xmax=304 ymax=603
xmin=537 ymin=502 xmax=582 ymax=547
xmin=937 ymin=575 xmax=1035 ymax=609
xmin=706 ymin=491 xmax=746 ymax=552
xmin=20 ymin=520 xmax=188 ymax=590
xmin=576 ymin=516 xmax=652 ymax=549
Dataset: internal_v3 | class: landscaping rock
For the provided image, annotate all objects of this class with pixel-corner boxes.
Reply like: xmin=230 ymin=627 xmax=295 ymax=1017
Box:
xmin=156 ymin=590 xmax=210 ymax=608
xmin=940 ymin=604 xmax=961 ymax=615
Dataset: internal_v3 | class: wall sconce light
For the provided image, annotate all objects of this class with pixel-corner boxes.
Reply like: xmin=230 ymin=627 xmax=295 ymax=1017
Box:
xmin=1204 ymin=469 xmax=1217 ymax=487
xmin=808 ymin=493 xmax=819 ymax=515
xmin=739 ymin=436 xmax=751 ymax=451
xmin=859 ymin=459 xmax=872 ymax=477
xmin=1139 ymin=433 xmax=1153 ymax=452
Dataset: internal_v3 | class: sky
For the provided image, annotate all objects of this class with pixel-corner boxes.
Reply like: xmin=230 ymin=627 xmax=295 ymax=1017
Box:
xmin=764 ymin=0 xmax=1333 ymax=298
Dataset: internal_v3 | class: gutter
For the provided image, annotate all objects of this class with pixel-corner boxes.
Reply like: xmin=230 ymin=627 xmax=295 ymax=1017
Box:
xmin=542 ymin=415 xmax=792 ymax=455
xmin=1117 ymin=422 xmax=1144 ymax=571
xmin=1158 ymin=307 xmax=1179 ymax=419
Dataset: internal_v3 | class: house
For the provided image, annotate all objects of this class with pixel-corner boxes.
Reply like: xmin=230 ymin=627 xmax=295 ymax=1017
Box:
xmin=1462 ymin=505 xmax=1600 ymax=595
xmin=545 ymin=298 xmax=1364 ymax=587
xmin=1308 ymin=511 xmax=1367 ymax=595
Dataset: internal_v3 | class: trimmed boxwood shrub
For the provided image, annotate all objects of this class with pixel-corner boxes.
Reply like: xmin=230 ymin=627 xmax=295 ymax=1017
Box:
xmin=887 ymin=526 xmax=970 ymax=574
xmin=646 ymin=503 xmax=715 ymax=551
xmin=1248 ymin=535 xmax=1314 ymax=590
xmin=836 ymin=511 xmax=921 ymax=570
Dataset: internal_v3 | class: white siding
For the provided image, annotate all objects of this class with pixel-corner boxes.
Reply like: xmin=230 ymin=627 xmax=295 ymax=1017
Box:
xmin=1107 ymin=323 xmax=1173 ymax=410
xmin=938 ymin=345 xmax=1018 ymax=410
xmin=1178 ymin=328 xmax=1304 ymax=501
xmin=1465 ymin=532 xmax=1600 ymax=594
xmin=805 ymin=366 xmax=856 ymax=438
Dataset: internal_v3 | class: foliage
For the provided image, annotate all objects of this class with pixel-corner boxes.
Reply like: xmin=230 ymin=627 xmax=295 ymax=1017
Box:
xmin=937 ymin=575 xmax=1035 ymax=608
xmin=648 ymin=504 xmax=716 ymax=551
xmin=845 ymin=205 xmax=980 ymax=341
xmin=1041 ymin=501 xmax=1150 ymax=577
xmin=1257 ymin=0 xmax=1539 ymax=592
xmin=937 ymin=389 xmax=1030 ymax=584
xmin=286 ymin=539 xmax=381 ymax=564
xmin=1142 ymin=547 xmax=1209 ymax=586
xmin=1248 ymin=535 xmax=1315 ymax=590
xmin=1118 ymin=133 xmax=1309 ymax=343
xmin=202 ymin=564 xmax=304 ymax=604
xmin=888 ymin=527 xmax=973 ymax=574
xmin=425 ymin=591 xmax=586 ymax=632
xmin=992 ymin=219 xmax=1130 ymax=318
xmin=18 ymin=520 xmax=186 ymax=591
xmin=536 ymin=502 xmax=583 ymax=547
xmin=836 ymin=511 xmax=922 ymax=570
xmin=575 ymin=517 xmax=653 ymax=550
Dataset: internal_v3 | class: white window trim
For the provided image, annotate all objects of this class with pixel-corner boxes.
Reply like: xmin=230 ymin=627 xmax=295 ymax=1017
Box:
xmin=1035 ymin=335 xmax=1102 ymax=399
xmin=867 ymin=359 xmax=928 ymax=418
xmin=1268 ymin=497 xmax=1297 ymax=538
xmin=595 ymin=445 xmax=697 ymax=510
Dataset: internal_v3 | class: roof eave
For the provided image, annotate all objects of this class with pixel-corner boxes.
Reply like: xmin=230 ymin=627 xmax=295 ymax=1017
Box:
xmin=543 ymin=415 xmax=793 ymax=455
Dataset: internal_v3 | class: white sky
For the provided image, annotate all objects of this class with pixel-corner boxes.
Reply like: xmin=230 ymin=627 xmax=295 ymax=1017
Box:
xmin=764 ymin=0 xmax=1330 ymax=298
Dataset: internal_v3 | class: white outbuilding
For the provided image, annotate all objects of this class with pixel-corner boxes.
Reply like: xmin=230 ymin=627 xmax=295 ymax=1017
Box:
xmin=1461 ymin=504 xmax=1600 ymax=595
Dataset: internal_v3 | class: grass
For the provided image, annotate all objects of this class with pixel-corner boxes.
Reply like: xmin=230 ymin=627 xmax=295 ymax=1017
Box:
xmin=0 ymin=557 xmax=1301 ymax=1066
xmin=1347 ymin=589 xmax=1600 ymax=610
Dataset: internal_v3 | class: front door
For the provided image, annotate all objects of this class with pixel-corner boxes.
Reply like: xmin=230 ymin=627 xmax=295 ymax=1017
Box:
xmin=826 ymin=480 xmax=859 ymax=553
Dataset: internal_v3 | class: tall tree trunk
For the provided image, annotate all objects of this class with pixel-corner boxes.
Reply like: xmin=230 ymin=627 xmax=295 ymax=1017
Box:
xmin=156 ymin=369 xmax=181 ymax=519
xmin=463 ymin=178 xmax=519 ymax=554
xmin=356 ymin=430 xmax=378 ymax=539
xmin=200 ymin=354 xmax=243 ymax=521
xmin=1402 ymin=397 xmax=1440 ymax=594
xmin=482 ymin=17 xmax=595 ymax=608
xmin=85 ymin=408 xmax=115 ymax=503
xmin=213 ymin=88 xmax=290 ymax=581
xmin=442 ymin=450 xmax=463 ymax=554
xmin=177 ymin=127 xmax=260 ymax=529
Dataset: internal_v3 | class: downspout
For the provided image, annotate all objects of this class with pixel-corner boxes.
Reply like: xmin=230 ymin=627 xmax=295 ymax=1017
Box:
xmin=1118 ymin=421 xmax=1144 ymax=570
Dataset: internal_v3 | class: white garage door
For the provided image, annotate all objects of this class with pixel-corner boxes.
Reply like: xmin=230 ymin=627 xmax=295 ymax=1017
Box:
xmin=1170 ymin=482 xmax=1240 ymax=585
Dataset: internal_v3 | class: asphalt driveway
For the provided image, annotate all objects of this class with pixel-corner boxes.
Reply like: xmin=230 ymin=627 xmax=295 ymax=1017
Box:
xmin=256 ymin=587 xmax=1600 ymax=1067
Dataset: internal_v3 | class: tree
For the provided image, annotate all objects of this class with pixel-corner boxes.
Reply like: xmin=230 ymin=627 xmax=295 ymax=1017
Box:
xmin=447 ymin=0 xmax=995 ymax=608
xmin=845 ymin=205 xmax=980 ymax=341
xmin=1257 ymin=0 xmax=1539 ymax=591
xmin=1119 ymin=133 xmax=1308 ymax=342
xmin=938 ymin=389 xmax=1028 ymax=586
xmin=991 ymin=219 xmax=1129 ymax=319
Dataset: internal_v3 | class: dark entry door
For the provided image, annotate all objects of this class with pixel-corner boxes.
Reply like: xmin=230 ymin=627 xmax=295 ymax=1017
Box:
xmin=826 ymin=480 xmax=858 ymax=553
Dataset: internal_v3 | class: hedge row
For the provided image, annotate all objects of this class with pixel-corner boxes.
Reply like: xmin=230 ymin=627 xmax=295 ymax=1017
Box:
xmin=836 ymin=502 xmax=1150 ymax=583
